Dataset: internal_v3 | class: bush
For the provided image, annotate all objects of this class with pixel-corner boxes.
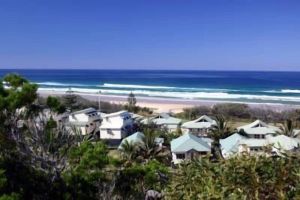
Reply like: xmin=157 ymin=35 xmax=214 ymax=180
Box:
xmin=165 ymin=154 xmax=300 ymax=199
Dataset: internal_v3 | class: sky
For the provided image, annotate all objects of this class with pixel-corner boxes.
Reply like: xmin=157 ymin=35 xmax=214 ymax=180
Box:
xmin=0 ymin=0 xmax=299 ymax=71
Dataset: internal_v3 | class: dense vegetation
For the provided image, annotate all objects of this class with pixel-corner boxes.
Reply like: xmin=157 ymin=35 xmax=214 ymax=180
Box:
xmin=176 ymin=103 xmax=300 ymax=124
xmin=0 ymin=74 xmax=300 ymax=199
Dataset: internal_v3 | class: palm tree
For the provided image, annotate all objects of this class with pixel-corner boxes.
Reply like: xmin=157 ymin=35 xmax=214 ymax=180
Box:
xmin=209 ymin=115 xmax=231 ymax=160
xmin=138 ymin=126 xmax=171 ymax=164
xmin=119 ymin=140 xmax=137 ymax=162
xmin=279 ymin=119 xmax=298 ymax=138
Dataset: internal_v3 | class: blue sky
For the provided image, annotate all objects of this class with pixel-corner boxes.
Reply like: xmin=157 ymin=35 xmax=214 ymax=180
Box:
xmin=0 ymin=0 xmax=299 ymax=71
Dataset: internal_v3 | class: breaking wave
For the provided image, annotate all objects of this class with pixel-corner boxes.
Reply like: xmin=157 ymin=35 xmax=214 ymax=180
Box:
xmin=38 ymin=87 xmax=300 ymax=102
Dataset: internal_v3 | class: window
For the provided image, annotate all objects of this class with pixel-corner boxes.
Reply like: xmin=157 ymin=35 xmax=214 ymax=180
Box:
xmin=250 ymin=147 xmax=262 ymax=152
xmin=107 ymin=129 xmax=113 ymax=135
xmin=176 ymin=153 xmax=185 ymax=159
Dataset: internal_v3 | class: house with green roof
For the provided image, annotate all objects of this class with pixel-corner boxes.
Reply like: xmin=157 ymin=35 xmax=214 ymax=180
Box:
xmin=181 ymin=115 xmax=216 ymax=137
xmin=220 ymin=120 xmax=300 ymax=157
xmin=141 ymin=113 xmax=182 ymax=132
xmin=237 ymin=120 xmax=280 ymax=139
xmin=170 ymin=133 xmax=211 ymax=164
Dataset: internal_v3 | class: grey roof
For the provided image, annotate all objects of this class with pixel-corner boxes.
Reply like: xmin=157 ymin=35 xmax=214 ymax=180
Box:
xmin=237 ymin=120 xmax=280 ymax=135
xmin=171 ymin=133 xmax=211 ymax=153
xmin=103 ymin=110 xmax=129 ymax=118
xmin=142 ymin=113 xmax=182 ymax=126
xmin=72 ymin=107 xmax=97 ymax=115
xmin=220 ymin=133 xmax=246 ymax=154
xmin=182 ymin=115 xmax=216 ymax=129
xmin=118 ymin=132 xmax=144 ymax=149
xmin=268 ymin=135 xmax=300 ymax=150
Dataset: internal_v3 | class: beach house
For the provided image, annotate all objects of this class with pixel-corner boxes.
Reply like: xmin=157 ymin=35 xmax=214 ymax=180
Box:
xmin=221 ymin=120 xmax=300 ymax=157
xmin=141 ymin=113 xmax=182 ymax=132
xmin=237 ymin=120 xmax=280 ymax=139
xmin=99 ymin=110 xmax=134 ymax=142
xmin=181 ymin=115 xmax=216 ymax=137
xmin=68 ymin=107 xmax=101 ymax=135
xmin=170 ymin=133 xmax=211 ymax=164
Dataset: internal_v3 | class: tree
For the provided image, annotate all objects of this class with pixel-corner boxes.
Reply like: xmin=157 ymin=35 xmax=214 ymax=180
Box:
xmin=63 ymin=141 xmax=111 ymax=199
xmin=61 ymin=93 xmax=80 ymax=111
xmin=115 ymin=160 xmax=169 ymax=199
xmin=279 ymin=119 xmax=298 ymax=138
xmin=46 ymin=96 xmax=65 ymax=114
xmin=119 ymin=140 xmax=138 ymax=164
xmin=3 ymin=73 xmax=27 ymax=89
xmin=137 ymin=125 xmax=171 ymax=165
xmin=209 ymin=115 xmax=231 ymax=160
xmin=127 ymin=92 xmax=137 ymax=112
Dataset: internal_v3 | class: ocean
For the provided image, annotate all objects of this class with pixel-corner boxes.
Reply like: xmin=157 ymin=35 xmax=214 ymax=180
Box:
xmin=1 ymin=69 xmax=300 ymax=105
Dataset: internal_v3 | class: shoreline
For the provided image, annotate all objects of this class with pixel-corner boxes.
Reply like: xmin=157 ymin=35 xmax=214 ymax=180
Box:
xmin=38 ymin=90 xmax=300 ymax=113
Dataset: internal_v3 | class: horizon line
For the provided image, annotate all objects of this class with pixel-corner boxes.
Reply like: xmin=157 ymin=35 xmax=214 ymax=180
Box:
xmin=1 ymin=68 xmax=300 ymax=72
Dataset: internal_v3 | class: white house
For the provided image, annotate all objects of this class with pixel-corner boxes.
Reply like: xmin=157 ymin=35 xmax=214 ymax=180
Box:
xmin=237 ymin=120 xmax=280 ymax=139
xmin=170 ymin=133 xmax=211 ymax=164
xmin=220 ymin=120 xmax=300 ymax=157
xmin=100 ymin=110 xmax=134 ymax=141
xmin=181 ymin=115 xmax=216 ymax=137
xmin=68 ymin=108 xmax=101 ymax=135
xmin=141 ymin=113 xmax=182 ymax=132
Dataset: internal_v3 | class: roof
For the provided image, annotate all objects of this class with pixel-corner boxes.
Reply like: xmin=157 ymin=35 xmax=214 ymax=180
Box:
xmin=118 ymin=132 xmax=144 ymax=149
xmin=171 ymin=133 xmax=211 ymax=153
xmin=72 ymin=107 xmax=97 ymax=115
xmin=141 ymin=113 xmax=181 ymax=125
xmin=130 ymin=113 xmax=144 ymax=120
xmin=221 ymin=133 xmax=246 ymax=154
xmin=102 ymin=110 xmax=129 ymax=118
xmin=237 ymin=120 xmax=280 ymax=135
xmin=268 ymin=135 xmax=300 ymax=150
xmin=181 ymin=115 xmax=216 ymax=129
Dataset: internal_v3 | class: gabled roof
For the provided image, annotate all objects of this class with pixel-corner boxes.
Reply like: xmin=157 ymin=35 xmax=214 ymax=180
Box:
xmin=171 ymin=133 xmax=211 ymax=153
xmin=221 ymin=133 xmax=246 ymax=154
xmin=237 ymin=120 xmax=280 ymax=135
xmin=118 ymin=132 xmax=144 ymax=149
xmin=182 ymin=115 xmax=216 ymax=129
xmin=72 ymin=107 xmax=97 ymax=115
xmin=268 ymin=135 xmax=300 ymax=150
xmin=141 ymin=113 xmax=181 ymax=125
xmin=103 ymin=110 xmax=129 ymax=118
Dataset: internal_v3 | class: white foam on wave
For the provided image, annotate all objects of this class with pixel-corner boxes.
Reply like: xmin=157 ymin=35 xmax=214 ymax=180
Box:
xmin=264 ymin=89 xmax=300 ymax=94
xmin=102 ymin=83 xmax=175 ymax=89
xmin=281 ymin=89 xmax=300 ymax=94
xmin=35 ymin=82 xmax=91 ymax=87
xmin=101 ymin=83 xmax=234 ymax=92
xmin=38 ymin=87 xmax=300 ymax=102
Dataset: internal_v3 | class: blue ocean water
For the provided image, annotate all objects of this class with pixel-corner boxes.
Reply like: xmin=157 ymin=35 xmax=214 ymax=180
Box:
xmin=1 ymin=69 xmax=300 ymax=104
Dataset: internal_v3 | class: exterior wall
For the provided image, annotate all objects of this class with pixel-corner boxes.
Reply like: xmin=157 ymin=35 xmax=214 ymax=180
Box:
xmin=69 ymin=111 xmax=101 ymax=135
xmin=100 ymin=128 xmax=123 ymax=139
xmin=100 ymin=112 xmax=133 ymax=140
xmin=172 ymin=151 xmax=208 ymax=164
xmin=69 ymin=113 xmax=89 ymax=123
xmin=181 ymin=128 xmax=210 ymax=137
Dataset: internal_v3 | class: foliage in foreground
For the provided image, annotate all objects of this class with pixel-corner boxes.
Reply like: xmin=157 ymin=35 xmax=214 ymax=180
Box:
xmin=165 ymin=154 xmax=300 ymax=200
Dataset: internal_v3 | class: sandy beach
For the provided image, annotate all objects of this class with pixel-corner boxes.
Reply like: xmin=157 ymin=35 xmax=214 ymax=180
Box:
xmin=38 ymin=90 xmax=300 ymax=113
